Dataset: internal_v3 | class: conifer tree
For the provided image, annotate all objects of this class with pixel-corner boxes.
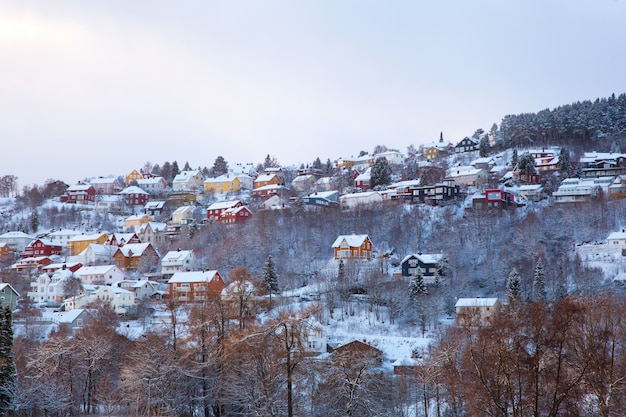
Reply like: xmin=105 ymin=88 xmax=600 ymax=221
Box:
xmin=409 ymin=268 xmax=427 ymax=300
xmin=171 ymin=161 xmax=180 ymax=178
xmin=263 ymin=255 xmax=279 ymax=302
xmin=533 ymin=258 xmax=547 ymax=301
xmin=370 ymin=157 xmax=392 ymax=189
xmin=0 ymin=307 xmax=16 ymax=416
xmin=511 ymin=149 xmax=518 ymax=167
xmin=506 ymin=267 xmax=521 ymax=305
xmin=558 ymin=147 xmax=572 ymax=177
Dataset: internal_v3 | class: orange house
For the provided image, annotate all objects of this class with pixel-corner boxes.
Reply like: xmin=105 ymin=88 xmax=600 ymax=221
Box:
xmin=125 ymin=169 xmax=144 ymax=186
xmin=112 ymin=243 xmax=160 ymax=270
xmin=253 ymin=173 xmax=282 ymax=189
xmin=68 ymin=233 xmax=109 ymax=256
xmin=332 ymin=234 xmax=374 ymax=260
xmin=167 ymin=270 xmax=226 ymax=303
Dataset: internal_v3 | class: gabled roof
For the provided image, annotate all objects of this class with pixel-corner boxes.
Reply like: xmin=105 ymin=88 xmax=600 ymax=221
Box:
xmin=0 ymin=283 xmax=19 ymax=297
xmin=119 ymin=186 xmax=148 ymax=195
xmin=332 ymin=234 xmax=371 ymax=248
xmin=114 ymin=243 xmax=153 ymax=257
xmin=173 ymin=170 xmax=203 ymax=182
xmin=207 ymin=200 xmax=243 ymax=211
xmin=254 ymin=173 xmax=280 ymax=183
xmin=76 ymin=265 xmax=119 ymax=276
xmin=69 ymin=233 xmax=108 ymax=243
xmin=168 ymin=270 xmax=222 ymax=284
xmin=455 ymin=298 xmax=500 ymax=307
xmin=162 ymin=250 xmax=194 ymax=263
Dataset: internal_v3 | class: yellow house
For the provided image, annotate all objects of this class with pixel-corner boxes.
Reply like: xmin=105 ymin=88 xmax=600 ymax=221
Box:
xmin=68 ymin=232 xmax=110 ymax=256
xmin=124 ymin=214 xmax=153 ymax=231
xmin=204 ymin=174 xmax=241 ymax=194
xmin=125 ymin=169 xmax=144 ymax=186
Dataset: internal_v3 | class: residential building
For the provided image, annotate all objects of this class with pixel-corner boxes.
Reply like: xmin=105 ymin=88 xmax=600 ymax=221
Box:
xmin=455 ymin=137 xmax=480 ymax=153
xmin=136 ymin=177 xmax=167 ymax=194
xmin=172 ymin=170 xmax=205 ymax=192
xmin=125 ymin=169 xmax=144 ymax=186
xmin=161 ymin=249 xmax=195 ymax=278
xmin=0 ymin=231 xmax=35 ymax=253
xmin=339 ymin=191 xmax=383 ymax=209
xmin=60 ymin=184 xmax=96 ymax=204
xmin=119 ymin=186 xmax=149 ymax=207
xmin=137 ymin=222 xmax=167 ymax=248
xmin=332 ymin=234 xmax=374 ymax=260
xmin=112 ymin=243 xmax=160 ymax=271
xmin=89 ymin=176 xmax=124 ymax=195
xmin=168 ymin=270 xmax=226 ymax=303
xmin=0 ymin=283 xmax=19 ymax=311
xmin=254 ymin=173 xmax=282 ymax=189
xmin=68 ymin=233 xmax=110 ymax=256
xmin=21 ymin=238 xmax=63 ymax=258
xmin=207 ymin=200 xmax=244 ymax=221
xmin=75 ymin=265 xmax=125 ymax=285
xmin=171 ymin=206 xmax=195 ymax=225
xmin=302 ymin=191 xmax=339 ymax=208
xmin=455 ymin=298 xmax=501 ymax=326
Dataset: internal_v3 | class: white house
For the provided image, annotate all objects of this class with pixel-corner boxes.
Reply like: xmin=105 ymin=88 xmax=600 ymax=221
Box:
xmin=172 ymin=170 xmax=205 ymax=192
xmin=447 ymin=166 xmax=488 ymax=187
xmin=171 ymin=206 xmax=195 ymax=225
xmin=28 ymin=269 xmax=74 ymax=307
xmin=607 ymin=230 xmax=626 ymax=247
xmin=339 ymin=191 xmax=383 ymax=209
xmin=117 ymin=280 xmax=161 ymax=300
xmin=0 ymin=231 xmax=34 ymax=253
xmin=45 ymin=229 xmax=83 ymax=248
xmin=75 ymin=265 xmax=125 ymax=285
xmin=136 ymin=177 xmax=167 ymax=194
xmin=374 ymin=150 xmax=405 ymax=165
xmin=161 ymin=249 xmax=195 ymax=277
xmin=70 ymin=244 xmax=117 ymax=266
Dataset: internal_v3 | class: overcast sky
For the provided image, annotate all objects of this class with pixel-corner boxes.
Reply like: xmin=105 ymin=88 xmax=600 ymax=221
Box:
xmin=1 ymin=0 xmax=624 ymax=187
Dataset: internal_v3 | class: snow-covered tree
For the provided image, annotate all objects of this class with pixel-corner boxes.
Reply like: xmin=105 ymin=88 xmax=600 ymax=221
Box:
xmin=517 ymin=152 xmax=537 ymax=175
xmin=559 ymin=147 xmax=572 ymax=177
xmin=0 ymin=307 xmax=16 ymax=415
xmin=263 ymin=254 xmax=280 ymax=301
xmin=506 ymin=267 xmax=521 ymax=305
xmin=533 ymin=258 xmax=547 ymax=301
xmin=479 ymin=136 xmax=490 ymax=157
xmin=370 ymin=157 xmax=392 ymax=189
xmin=212 ymin=156 xmax=228 ymax=177
xmin=409 ymin=268 xmax=427 ymax=300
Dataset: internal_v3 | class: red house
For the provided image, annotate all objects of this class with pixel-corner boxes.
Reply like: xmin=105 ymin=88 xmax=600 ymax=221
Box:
xmin=21 ymin=239 xmax=63 ymax=258
xmin=119 ymin=186 xmax=149 ymax=206
xmin=207 ymin=200 xmax=244 ymax=221
xmin=221 ymin=205 xmax=253 ymax=224
xmin=60 ymin=184 xmax=96 ymax=204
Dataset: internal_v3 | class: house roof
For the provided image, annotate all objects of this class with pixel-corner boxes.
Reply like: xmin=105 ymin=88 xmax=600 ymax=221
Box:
xmin=0 ymin=283 xmax=19 ymax=297
xmin=168 ymin=270 xmax=222 ymax=283
xmin=332 ymin=234 xmax=371 ymax=248
xmin=115 ymin=243 xmax=152 ymax=257
xmin=254 ymin=173 xmax=280 ymax=183
xmin=401 ymin=253 xmax=443 ymax=265
xmin=76 ymin=265 xmax=119 ymax=276
xmin=69 ymin=233 xmax=108 ymax=243
xmin=455 ymin=298 xmax=500 ymax=307
xmin=173 ymin=170 xmax=203 ymax=182
xmin=162 ymin=250 xmax=193 ymax=263
xmin=607 ymin=230 xmax=626 ymax=241
xmin=207 ymin=200 xmax=242 ymax=211
xmin=0 ymin=231 xmax=34 ymax=239
xmin=120 ymin=186 xmax=148 ymax=195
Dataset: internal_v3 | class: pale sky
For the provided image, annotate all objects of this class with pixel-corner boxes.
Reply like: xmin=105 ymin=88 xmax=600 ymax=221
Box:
xmin=1 ymin=0 xmax=624 ymax=188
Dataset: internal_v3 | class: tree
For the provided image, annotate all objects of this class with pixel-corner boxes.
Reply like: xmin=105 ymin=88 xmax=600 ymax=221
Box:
xmin=472 ymin=128 xmax=485 ymax=140
xmin=171 ymin=161 xmax=180 ymax=179
xmin=517 ymin=152 xmax=537 ymax=175
xmin=262 ymin=255 xmax=279 ymax=302
xmin=370 ymin=157 xmax=392 ymax=189
xmin=533 ymin=257 xmax=547 ymax=301
xmin=0 ymin=307 xmax=16 ymax=416
xmin=183 ymin=161 xmax=192 ymax=171
xmin=559 ymin=147 xmax=572 ymax=177
xmin=212 ymin=156 xmax=228 ymax=177
xmin=263 ymin=154 xmax=279 ymax=169
xmin=479 ymin=136 xmax=490 ymax=157
xmin=511 ymin=149 xmax=519 ymax=167
xmin=312 ymin=157 xmax=322 ymax=170
xmin=506 ymin=267 xmax=521 ymax=305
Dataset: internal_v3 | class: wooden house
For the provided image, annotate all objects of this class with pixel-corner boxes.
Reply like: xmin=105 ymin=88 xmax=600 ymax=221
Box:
xmin=119 ymin=186 xmax=149 ymax=206
xmin=0 ymin=283 xmax=20 ymax=311
xmin=254 ymin=173 xmax=282 ymax=189
xmin=21 ymin=238 xmax=63 ymax=258
xmin=332 ymin=234 xmax=374 ymax=260
xmin=68 ymin=233 xmax=110 ymax=256
xmin=455 ymin=298 xmax=501 ymax=326
xmin=60 ymin=184 xmax=96 ymax=204
xmin=112 ymin=243 xmax=160 ymax=270
xmin=168 ymin=270 xmax=226 ymax=303
xmin=455 ymin=137 xmax=480 ymax=153
xmin=125 ymin=169 xmax=144 ymax=186
xmin=207 ymin=200 xmax=244 ymax=221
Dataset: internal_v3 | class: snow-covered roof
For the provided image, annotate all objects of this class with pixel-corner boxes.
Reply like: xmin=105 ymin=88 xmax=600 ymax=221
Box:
xmin=0 ymin=231 xmax=34 ymax=239
xmin=115 ymin=243 xmax=152 ymax=257
xmin=120 ymin=186 xmax=148 ymax=195
xmin=69 ymin=233 xmax=107 ymax=243
xmin=455 ymin=298 xmax=499 ymax=307
xmin=168 ymin=270 xmax=221 ymax=283
xmin=76 ymin=265 xmax=118 ymax=276
xmin=207 ymin=200 xmax=242 ymax=211
xmin=162 ymin=250 xmax=193 ymax=263
xmin=607 ymin=230 xmax=626 ymax=241
xmin=332 ymin=234 xmax=371 ymax=248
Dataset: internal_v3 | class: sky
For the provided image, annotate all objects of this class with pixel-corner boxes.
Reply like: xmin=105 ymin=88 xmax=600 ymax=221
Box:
xmin=1 ymin=0 xmax=625 ymax=188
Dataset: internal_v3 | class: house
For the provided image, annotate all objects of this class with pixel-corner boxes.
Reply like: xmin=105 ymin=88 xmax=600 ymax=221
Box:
xmin=11 ymin=256 xmax=54 ymax=275
xmin=136 ymin=176 xmax=167 ymax=194
xmin=172 ymin=170 xmax=205 ymax=192
xmin=171 ymin=205 xmax=195 ymax=225
xmin=50 ymin=309 xmax=89 ymax=335
xmin=401 ymin=253 xmax=446 ymax=279
xmin=339 ymin=191 xmax=383 ymax=209
xmin=228 ymin=162 xmax=257 ymax=177
xmin=204 ymin=174 xmax=253 ymax=194
xmin=552 ymin=177 xmax=609 ymax=203
xmin=28 ymin=269 xmax=74 ymax=307
xmin=41 ymin=262 xmax=83 ymax=275
xmin=125 ymin=169 xmax=144 ymax=186
xmin=455 ymin=298 xmax=501 ymax=326
xmin=75 ymin=265 xmax=125 ymax=285
xmin=455 ymin=137 xmax=480 ymax=153
xmin=332 ymin=234 xmax=374 ymax=260
xmin=607 ymin=230 xmax=626 ymax=247
xmin=423 ymin=140 xmax=453 ymax=162
xmin=60 ymin=183 xmax=96 ymax=204
xmin=161 ymin=249 xmax=195 ymax=278
xmin=471 ymin=157 xmax=496 ymax=171
xmin=0 ymin=243 xmax=13 ymax=260
xmin=254 ymin=173 xmax=282 ymax=189
xmin=291 ymin=174 xmax=317 ymax=193
xmin=302 ymin=191 xmax=339 ymax=208
xmin=407 ymin=180 xmax=460 ymax=205
xmin=375 ymin=150 xmax=405 ymax=165
xmin=354 ymin=168 xmax=371 ymax=191
xmin=518 ymin=184 xmax=545 ymax=202
xmin=68 ymin=233 xmax=110 ymax=256
xmin=207 ymin=200 xmax=244 ymax=221
xmin=608 ymin=175 xmax=626 ymax=200
xmin=117 ymin=280 xmax=161 ymax=300
xmin=336 ymin=154 xmax=375 ymax=168
xmin=92 ymin=286 xmax=135 ymax=315
xmin=124 ymin=214 xmax=153 ymax=231
xmin=168 ymin=270 xmax=226 ymax=303
xmin=332 ymin=340 xmax=383 ymax=365
xmin=221 ymin=205 xmax=253 ymax=224
xmin=0 ymin=283 xmax=20 ymax=311
xmin=314 ymin=176 xmax=335 ymax=192
xmin=107 ymin=233 xmax=141 ymax=247
xmin=137 ymin=222 xmax=167 ymax=248
xmin=251 ymin=184 xmax=287 ymax=198
xmin=21 ymin=238 xmax=63 ymax=258
xmin=0 ymin=231 xmax=35 ymax=253
xmin=447 ymin=166 xmax=488 ymax=187
xmin=112 ymin=243 xmax=160 ymax=271
xmin=43 ymin=229 xmax=83 ymax=249
xmin=70 ymin=244 xmax=117 ymax=266
xmin=119 ymin=186 xmax=149 ymax=207
xmin=89 ymin=176 xmax=124 ymax=195
xmin=579 ymin=152 xmax=626 ymax=178
xmin=144 ymin=201 xmax=167 ymax=216
xmin=94 ymin=195 xmax=125 ymax=213
xmin=471 ymin=189 xmax=515 ymax=211
xmin=261 ymin=195 xmax=288 ymax=210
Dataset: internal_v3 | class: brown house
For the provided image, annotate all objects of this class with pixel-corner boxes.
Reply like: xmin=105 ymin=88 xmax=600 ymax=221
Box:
xmin=331 ymin=234 xmax=374 ymax=260
xmin=332 ymin=340 xmax=383 ymax=365
xmin=167 ymin=270 xmax=226 ymax=303
xmin=455 ymin=297 xmax=501 ymax=326
xmin=112 ymin=243 xmax=160 ymax=270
